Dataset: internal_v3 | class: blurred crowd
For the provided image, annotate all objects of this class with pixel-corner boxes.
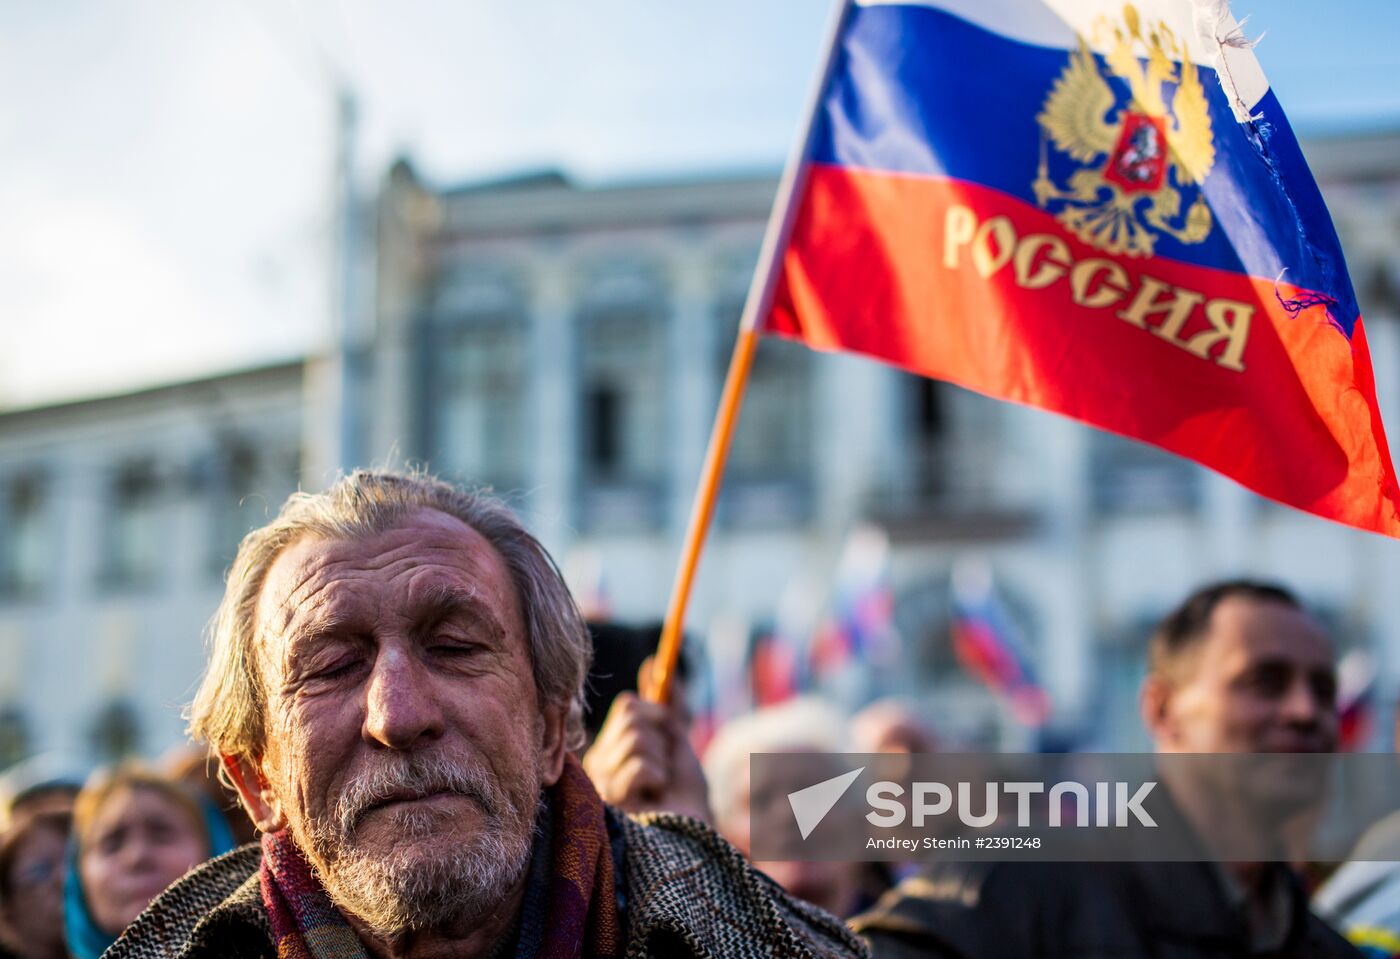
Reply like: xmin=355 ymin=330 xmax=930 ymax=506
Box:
xmin=1 ymin=472 xmax=1398 ymax=959
xmin=0 ymin=636 xmax=902 ymax=958
xmin=0 ymin=749 xmax=254 ymax=959
xmin=0 ymin=677 xmax=932 ymax=958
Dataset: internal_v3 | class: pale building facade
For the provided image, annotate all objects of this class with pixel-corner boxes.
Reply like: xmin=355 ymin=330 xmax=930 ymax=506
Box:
xmin=0 ymin=363 xmax=303 ymax=766
xmin=2 ymin=131 xmax=1398 ymax=764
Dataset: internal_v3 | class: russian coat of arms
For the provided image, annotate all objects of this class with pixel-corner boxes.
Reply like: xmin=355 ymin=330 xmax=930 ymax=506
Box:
xmin=1033 ymin=5 xmax=1215 ymax=257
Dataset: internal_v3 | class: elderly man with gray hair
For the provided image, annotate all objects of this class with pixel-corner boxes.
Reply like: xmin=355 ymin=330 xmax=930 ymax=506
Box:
xmin=110 ymin=471 xmax=865 ymax=959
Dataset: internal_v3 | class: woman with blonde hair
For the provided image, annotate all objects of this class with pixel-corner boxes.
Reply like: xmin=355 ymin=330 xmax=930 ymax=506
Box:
xmin=64 ymin=765 xmax=231 ymax=958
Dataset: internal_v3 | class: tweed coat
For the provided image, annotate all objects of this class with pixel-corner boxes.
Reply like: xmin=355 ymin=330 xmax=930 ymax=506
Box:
xmin=102 ymin=811 xmax=869 ymax=959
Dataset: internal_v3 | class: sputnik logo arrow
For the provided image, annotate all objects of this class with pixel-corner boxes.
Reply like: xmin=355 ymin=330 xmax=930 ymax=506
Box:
xmin=787 ymin=767 xmax=864 ymax=840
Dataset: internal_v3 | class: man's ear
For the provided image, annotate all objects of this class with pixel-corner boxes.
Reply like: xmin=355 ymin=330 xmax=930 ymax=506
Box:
xmin=221 ymin=753 xmax=288 ymax=833
xmin=538 ymin=702 xmax=569 ymax=787
xmin=1139 ymin=675 xmax=1178 ymax=751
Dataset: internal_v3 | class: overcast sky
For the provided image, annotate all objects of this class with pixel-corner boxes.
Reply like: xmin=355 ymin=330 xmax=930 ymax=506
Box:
xmin=2 ymin=0 xmax=1397 ymax=409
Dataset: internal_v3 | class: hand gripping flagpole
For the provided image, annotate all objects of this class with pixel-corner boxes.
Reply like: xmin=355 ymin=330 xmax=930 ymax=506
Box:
xmin=644 ymin=0 xmax=854 ymax=704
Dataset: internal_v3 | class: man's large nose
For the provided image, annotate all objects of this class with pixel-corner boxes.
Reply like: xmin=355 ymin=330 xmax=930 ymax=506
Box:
xmin=1279 ymin=673 xmax=1327 ymax=730
xmin=363 ymin=645 xmax=446 ymax=749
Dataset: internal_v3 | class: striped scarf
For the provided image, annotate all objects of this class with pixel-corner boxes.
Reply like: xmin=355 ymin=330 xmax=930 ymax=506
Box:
xmin=259 ymin=758 xmax=624 ymax=959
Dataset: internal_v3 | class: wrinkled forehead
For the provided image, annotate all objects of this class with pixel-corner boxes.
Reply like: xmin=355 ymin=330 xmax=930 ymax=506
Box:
xmin=253 ymin=508 xmax=522 ymax=655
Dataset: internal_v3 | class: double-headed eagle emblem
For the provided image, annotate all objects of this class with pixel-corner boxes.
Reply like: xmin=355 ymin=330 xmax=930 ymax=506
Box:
xmin=1033 ymin=5 xmax=1215 ymax=257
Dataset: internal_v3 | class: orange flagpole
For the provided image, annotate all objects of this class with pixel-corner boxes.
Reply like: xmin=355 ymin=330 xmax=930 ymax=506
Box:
xmin=645 ymin=325 xmax=760 ymax=702
xmin=645 ymin=0 xmax=853 ymax=704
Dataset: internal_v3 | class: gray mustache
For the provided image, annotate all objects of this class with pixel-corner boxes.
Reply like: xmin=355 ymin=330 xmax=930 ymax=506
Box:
xmin=333 ymin=756 xmax=509 ymax=837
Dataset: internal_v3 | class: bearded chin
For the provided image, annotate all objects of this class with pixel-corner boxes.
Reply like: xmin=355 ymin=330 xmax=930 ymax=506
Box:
xmin=295 ymin=773 xmax=543 ymax=937
xmin=318 ymin=809 xmax=537 ymax=936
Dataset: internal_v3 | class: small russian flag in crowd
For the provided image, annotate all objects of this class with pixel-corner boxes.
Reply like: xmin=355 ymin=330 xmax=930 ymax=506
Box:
xmin=750 ymin=631 xmax=801 ymax=707
xmin=949 ymin=561 xmax=1050 ymax=726
xmin=1336 ymin=648 xmax=1377 ymax=752
xmin=811 ymin=525 xmax=901 ymax=677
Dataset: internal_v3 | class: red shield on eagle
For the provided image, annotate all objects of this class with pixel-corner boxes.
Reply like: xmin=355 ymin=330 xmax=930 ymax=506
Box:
xmin=1104 ymin=111 xmax=1168 ymax=193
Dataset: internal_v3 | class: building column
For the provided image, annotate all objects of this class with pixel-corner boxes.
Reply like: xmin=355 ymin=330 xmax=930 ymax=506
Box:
xmin=1204 ymin=473 xmax=1250 ymax=575
xmin=531 ymin=254 xmax=575 ymax=556
xmin=1039 ymin=414 xmax=1093 ymax=731
xmin=818 ymin=354 xmax=887 ymax=533
xmin=669 ymin=247 xmax=713 ymax=540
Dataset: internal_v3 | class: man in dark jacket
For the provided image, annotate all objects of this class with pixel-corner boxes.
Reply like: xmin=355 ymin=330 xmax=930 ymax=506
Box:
xmin=107 ymin=471 xmax=866 ymax=959
xmin=854 ymin=579 xmax=1361 ymax=959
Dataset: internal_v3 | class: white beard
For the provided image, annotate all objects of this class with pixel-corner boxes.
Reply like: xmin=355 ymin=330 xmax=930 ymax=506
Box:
xmin=295 ymin=753 xmax=540 ymax=937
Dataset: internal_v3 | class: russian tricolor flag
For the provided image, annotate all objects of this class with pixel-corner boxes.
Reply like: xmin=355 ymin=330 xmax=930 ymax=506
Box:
xmin=766 ymin=0 xmax=1400 ymax=536
xmin=949 ymin=560 xmax=1050 ymax=726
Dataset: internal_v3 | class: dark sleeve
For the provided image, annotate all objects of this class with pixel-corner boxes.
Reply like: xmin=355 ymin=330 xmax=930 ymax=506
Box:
xmin=1301 ymin=913 xmax=1368 ymax=959
xmin=851 ymin=861 xmax=1051 ymax=959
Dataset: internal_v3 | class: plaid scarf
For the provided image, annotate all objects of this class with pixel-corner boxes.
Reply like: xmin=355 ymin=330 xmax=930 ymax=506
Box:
xmin=259 ymin=757 xmax=624 ymax=959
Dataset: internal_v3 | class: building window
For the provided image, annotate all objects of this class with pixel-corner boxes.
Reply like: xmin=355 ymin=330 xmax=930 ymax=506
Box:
xmin=0 ymin=471 xmax=48 ymax=599
xmin=908 ymin=377 xmax=951 ymax=501
xmin=1361 ymin=259 xmax=1400 ymax=318
xmin=586 ymin=383 xmax=622 ymax=470
xmin=206 ymin=436 xmax=299 ymax=576
xmin=581 ymin=310 xmax=665 ymax=482
xmin=88 ymin=698 xmax=141 ymax=762
xmin=209 ymin=439 xmax=259 ymax=574
xmin=914 ymin=379 xmax=946 ymax=443
xmin=438 ymin=324 xmax=529 ymax=492
xmin=99 ymin=460 xmax=164 ymax=590
xmin=426 ymin=269 xmax=531 ymax=495
xmin=1088 ymin=432 xmax=1201 ymax=514
xmin=713 ymin=286 xmax=812 ymax=527
xmin=577 ymin=262 xmax=668 ymax=530
xmin=874 ymin=375 xmax=1001 ymax=516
